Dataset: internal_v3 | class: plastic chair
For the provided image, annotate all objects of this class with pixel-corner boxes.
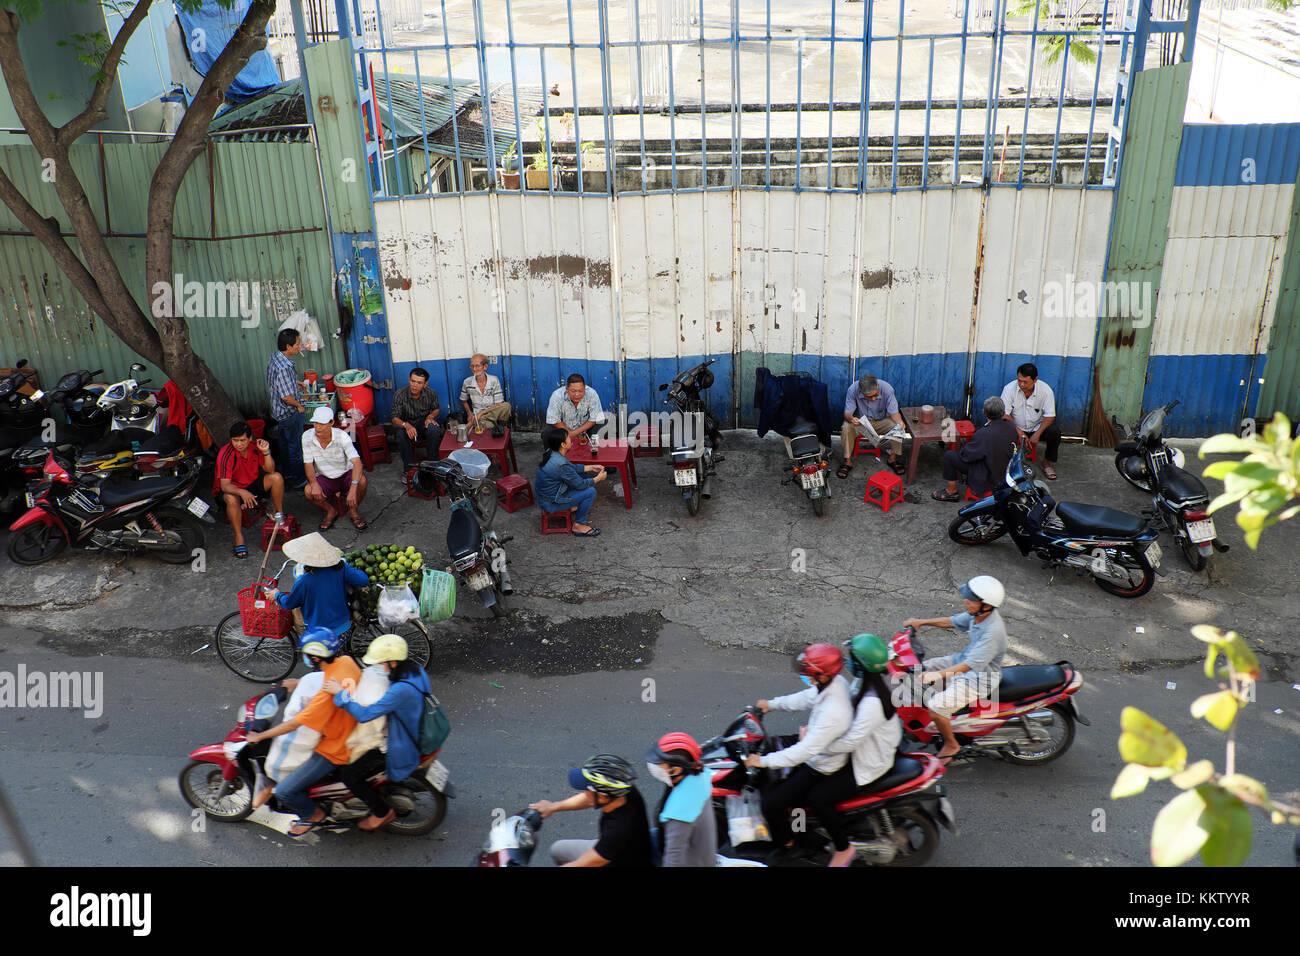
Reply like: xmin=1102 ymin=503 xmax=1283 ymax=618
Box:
xmin=864 ymin=471 xmax=905 ymax=513
xmin=497 ymin=474 xmax=535 ymax=513
xmin=541 ymin=510 xmax=574 ymax=534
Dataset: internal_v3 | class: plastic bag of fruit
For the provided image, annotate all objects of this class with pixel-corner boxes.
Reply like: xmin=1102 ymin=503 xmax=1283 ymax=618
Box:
xmin=419 ymin=568 xmax=456 ymax=623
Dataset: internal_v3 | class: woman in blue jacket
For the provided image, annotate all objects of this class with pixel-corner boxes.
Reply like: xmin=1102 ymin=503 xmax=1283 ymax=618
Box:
xmin=323 ymin=634 xmax=432 ymax=832
xmin=534 ymin=424 xmax=607 ymax=537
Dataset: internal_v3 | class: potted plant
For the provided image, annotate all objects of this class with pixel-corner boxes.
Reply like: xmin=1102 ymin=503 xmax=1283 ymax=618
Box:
xmin=578 ymin=140 xmax=605 ymax=172
xmin=498 ymin=142 xmax=520 ymax=189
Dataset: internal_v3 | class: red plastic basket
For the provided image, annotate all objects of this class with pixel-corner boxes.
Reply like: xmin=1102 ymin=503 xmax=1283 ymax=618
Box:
xmin=237 ymin=579 xmax=294 ymax=639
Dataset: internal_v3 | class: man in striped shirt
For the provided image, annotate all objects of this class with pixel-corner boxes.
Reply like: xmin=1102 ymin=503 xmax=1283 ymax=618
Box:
xmin=456 ymin=354 xmax=511 ymax=434
xmin=266 ymin=328 xmax=309 ymax=489
xmin=214 ymin=420 xmax=286 ymax=557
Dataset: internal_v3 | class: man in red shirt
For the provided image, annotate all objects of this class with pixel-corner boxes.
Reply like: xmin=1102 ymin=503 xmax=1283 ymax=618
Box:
xmin=214 ymin=420 xmax=286 ymax=557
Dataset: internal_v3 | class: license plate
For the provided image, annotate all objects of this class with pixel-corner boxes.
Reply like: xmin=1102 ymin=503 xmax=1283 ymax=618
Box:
xmin=467 ymin=568 xmax=492 ymax=591
xmin=1186 ymin=519 xmax=1215 ymax=543
xmin=425 ymin=759 xmax=450 ymax=791
xmin=1145 ymin=541 xmax=1163 ymax=566
xmin=25 ymin=492 xmax=34 ymax=509
xmin=799 ymin=470 xmax=825 ymax=490
xmin=186 ymin=497 xmax=210 ymax=518
xmin=674 ymin=468 xmax=697 ymax=486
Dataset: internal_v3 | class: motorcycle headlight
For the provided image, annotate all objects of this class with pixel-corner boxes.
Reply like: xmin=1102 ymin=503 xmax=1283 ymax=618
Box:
xmin=1169 ymin=446 xmax=1186 ymax=469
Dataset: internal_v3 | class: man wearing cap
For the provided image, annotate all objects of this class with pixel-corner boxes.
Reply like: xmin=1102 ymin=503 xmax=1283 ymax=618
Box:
xmin=838 ymin=373 xmax=906 ymax=478
xmin=302 ymin=406 xmax=368 ymax=531
xmin=274 ymin=532 xmax=370 ymax=638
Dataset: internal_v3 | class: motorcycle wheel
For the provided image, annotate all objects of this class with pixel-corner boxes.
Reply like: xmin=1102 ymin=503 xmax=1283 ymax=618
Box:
xmin=1113 ymin=453 xmax=1154 ymax=494
xmin=178 ymin=760 xmax=254 ymax=822
xmin=1093 ymin=551 xmax=1156 ymax=598
xmin=812 ymin=496 xmax=827 ymax=517
xmin=1177 ymin=523 xmax=1208 ymax=572
xmin=870 ymin=807 xmax=939 ymax=868
xmin=7 ymin=520 xmax=68 ymax=565
xmin=947 ymin=513 xmax=1007 ymax=545
xmin=214 ymin=612 xmax=298 ymax=683
xmin=150 ymin=507 xmax=205 ymax=564
xmin=488 ymin=587 xmax=506 ymax=618
xmin=686 ymin=486 xmax=702 ymax=516
xmin=1000 ymin=704 xmax=1077 ymax=766
xmin=473 ymin=479 xmax=498 ymax=528
xmin=347 ymin=620 xmax=432 ymax=669
xmin=380 ymin=778 xmax=448 ymax=836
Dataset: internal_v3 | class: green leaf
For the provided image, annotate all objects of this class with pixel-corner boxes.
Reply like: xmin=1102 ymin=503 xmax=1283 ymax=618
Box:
xmin=1118 ymin=707 xmax=1187 ymax=769
xmin=1191 ymin=624 xmax=1226 ymax=645
xmin=1190 ymin=691 xmax=1239 ymax=732
xmin=1111 ymin=762 xmax=1153 ymax=799
xmin=1198 ymin=434 xmax=1262 ymax=456
xmin=1202 ymin=460 xmax=1241 ymax=481
xmin=1218 ymin=773 xmax=1269 ymax=807
xmin=1151 ymin=787 xmax=1209 ymax=867
xmin=1170 ymin=759 xmax=1216 ymax=789
xmin=1220 ymin=631 xmax=1261 ymax=679
xmin=1198 ymin=787 xmax=1252 ymax=867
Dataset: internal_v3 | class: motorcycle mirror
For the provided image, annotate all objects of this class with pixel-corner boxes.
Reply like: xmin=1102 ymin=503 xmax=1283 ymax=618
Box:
xmin=130 ymin=363 xmax=146 ymax=373
xmin=15 ymin=358 xmax=27 ymax=369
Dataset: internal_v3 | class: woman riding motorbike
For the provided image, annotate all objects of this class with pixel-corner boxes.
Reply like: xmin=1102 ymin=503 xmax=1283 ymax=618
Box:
xmin=646 ymin=732 xmax=716 ymax=867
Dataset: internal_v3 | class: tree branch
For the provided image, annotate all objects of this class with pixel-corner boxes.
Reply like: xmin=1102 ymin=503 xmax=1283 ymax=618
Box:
xmin=56 ymin=0 xmax=156 ymax=149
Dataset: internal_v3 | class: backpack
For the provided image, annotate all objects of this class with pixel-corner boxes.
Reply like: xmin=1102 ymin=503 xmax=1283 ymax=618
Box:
xmin=397 ymin=681 xmax=451 ymax=755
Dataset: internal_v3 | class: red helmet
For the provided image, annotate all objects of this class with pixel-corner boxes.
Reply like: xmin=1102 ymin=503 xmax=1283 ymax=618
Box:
xmin=796 ymin=643 xmax=845 ymax=680
xmin=646 ymin=732 xmax=702 ymax=769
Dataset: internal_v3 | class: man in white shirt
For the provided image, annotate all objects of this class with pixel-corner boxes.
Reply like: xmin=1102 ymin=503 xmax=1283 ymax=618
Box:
xmin=1000 ymin=362 xmax=1061 ymax=479
xmin=545 ymin=373 xmax=606 ymax=437
xmin=302 ymin=406 xmax=368 ymax=530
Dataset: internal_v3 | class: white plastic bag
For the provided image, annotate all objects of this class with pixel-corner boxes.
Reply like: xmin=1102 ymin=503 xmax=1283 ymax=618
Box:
xmin=279 ymin=310 xmax=324 ymax=352
xmin=725 ymin=787 xmax=771 ymax=846
xmin=377 ymin=583 xmax=419 ymax=629
xmin=345 ymin=664 xmax=391 ymax=761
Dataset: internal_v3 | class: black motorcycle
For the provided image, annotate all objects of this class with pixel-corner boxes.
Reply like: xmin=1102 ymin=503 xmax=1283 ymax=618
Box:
xmin=658 ymin=359 xmax=724 ymax=516
xmin=948 ymin=443 xmax=1163 ymax=598
xmin=3 ymin=368 xmax=111 ymax=507
xmin=1112 ymin=400 xmax=1227 ymax=571
xmin=0 ymin=359 xmax=47 ymax=430
xmin=414 ymin=452 xmax=514 ymax=617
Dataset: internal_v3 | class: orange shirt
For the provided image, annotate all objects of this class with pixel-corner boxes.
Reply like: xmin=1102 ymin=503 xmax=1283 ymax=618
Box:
xmin=294 ymin=656 xmax=362 ymax=765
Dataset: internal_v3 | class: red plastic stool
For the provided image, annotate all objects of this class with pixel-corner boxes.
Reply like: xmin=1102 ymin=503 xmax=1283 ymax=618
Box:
xmin=864 ymin=470 xmax=905 ymax=513
xmin=541 ymin=509 xmax=574 ymax=534
xmin=497 ymin=474 xmax=535 ymax=513
xmin=1025 ymin=444 xmax=1037 ymax=462
xmin=851 ymin=435 xmax=883 ymax=460
xmin=631 ymin=424 xmax=664 ymax=458
xmin=239 ymin=502 xmax=265 ymax=528
xmin=261 ymin=513 xmax=300 ymax=551
xmin=946 ymin=420 xmax=975 ymax=450
xmin=964 ymin=488 xmax=993 ymax=502
xmin=357 ymin=416 xmax=391 ymax=471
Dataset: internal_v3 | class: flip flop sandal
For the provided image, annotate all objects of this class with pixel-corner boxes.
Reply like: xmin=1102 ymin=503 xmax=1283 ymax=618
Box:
xmin=572 ymin=527 xmax=602 ymax=537
xmin=836 ymin=461 xmax=854 ymax=479
xmin=1042 ymin=466 xmax=1057 ymax=480
xmin=289 ymin=812 xmax=327 ymax=836
xmin=349 ymin=513 xmax=368 ymax=530
xmin=888 ymin=460 xmax=907 ymax=475
xmin=318 ymin=513 xmax=337 ymax=531
xmin=931 ymin=489 xmax=961 ymax=502
xmin=232 ymin=545 xmax=249 ymax=558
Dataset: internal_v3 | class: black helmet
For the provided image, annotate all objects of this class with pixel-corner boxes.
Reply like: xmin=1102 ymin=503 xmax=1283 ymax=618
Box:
xmin=569 ymin=754 xmax=636 ymax=795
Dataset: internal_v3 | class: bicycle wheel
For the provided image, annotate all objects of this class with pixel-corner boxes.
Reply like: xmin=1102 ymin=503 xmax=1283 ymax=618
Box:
xmin=214 ymin=612 xmax=297 ymax=683
xmin=348 ymin=620 xmax=432 ymax=669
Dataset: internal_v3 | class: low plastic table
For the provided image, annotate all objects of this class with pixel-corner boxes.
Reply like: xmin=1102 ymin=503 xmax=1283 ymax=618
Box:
xmin=437 ymin=426 xmax=518 ymax=477
xmin=565 ymin=438 xmax=637 ymax=509
xmin=900 ymin=405 xmax=947 ymax=486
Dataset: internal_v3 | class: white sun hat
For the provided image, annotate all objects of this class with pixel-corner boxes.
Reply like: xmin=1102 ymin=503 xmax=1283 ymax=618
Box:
xmin=280 ymin=531 xmax=343 ymax=568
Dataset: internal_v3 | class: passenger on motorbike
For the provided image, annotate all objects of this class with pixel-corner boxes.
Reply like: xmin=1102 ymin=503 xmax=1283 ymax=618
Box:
xmin=646 ymin=732 xmax=716 ymax=867
xmin=902 ymin=575 xmax=1008 ymax=764
xmin=273 ymin=532 xmax=369 ymax=638
xmin=245 ymin=629 xmax=361 ymax=835
xmin=323 ymin=634 xmax=432 ymax=832
xmin=817 ymin=633 xmax=905 ymax=866
xmin=743 ymin=643 xmax=854 ymax=865
xmin=528 ymin=755 xmax=654 ymax=867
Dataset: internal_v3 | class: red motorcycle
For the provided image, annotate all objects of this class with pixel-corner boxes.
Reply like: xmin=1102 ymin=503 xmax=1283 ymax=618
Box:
xmin=888 ymin=625 xmax=1088 ymax=765
xmin=704 ymin=706 xmax=954 ymax=866
xmin=179 ymin=687 xmax=453 ymax=837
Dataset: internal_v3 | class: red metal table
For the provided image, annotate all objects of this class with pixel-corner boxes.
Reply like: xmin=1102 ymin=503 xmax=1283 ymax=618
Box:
xmin=437 ymin=426 xmax=518 ymax=477
xmin=565 ymin=438 xmax=637 ymax=509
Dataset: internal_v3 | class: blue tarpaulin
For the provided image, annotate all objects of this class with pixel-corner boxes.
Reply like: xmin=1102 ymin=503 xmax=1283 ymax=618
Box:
xmin=174 ymin=0 xmax=280 ymax=103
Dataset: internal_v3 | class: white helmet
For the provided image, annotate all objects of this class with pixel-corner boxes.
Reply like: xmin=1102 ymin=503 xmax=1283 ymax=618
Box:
xmin=960 ymin=575 xmax=1005 ymax=609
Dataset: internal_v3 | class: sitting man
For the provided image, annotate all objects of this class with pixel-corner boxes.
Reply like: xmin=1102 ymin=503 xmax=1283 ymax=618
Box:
xmin=1001 ymin=362 xmax=1061 ymax=479
xmin=838 ymin=373 xmax=906 ymax=478
xmin=391 ymin=367 xmax=443 ymax=471
xmin=932 ymin=396 xmax=1019 ymax=501
xmin=902 ymin=575 xmax=1008 ymax=764
xmin=456 ymin=354 xmax=512 ymax=435
xmin=545 ymin=373 xmax=606 ymax=439
xmin=214 ymin=420 xmax=286 ymax=558
xmin=302 ymin=406 xmax=368 ymax=531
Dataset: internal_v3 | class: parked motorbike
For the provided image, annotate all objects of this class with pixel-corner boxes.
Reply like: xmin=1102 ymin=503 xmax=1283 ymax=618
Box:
xmin=476 ymin=808 xmax=546 ymax=866
xmin=179 ymin=687 xmax=452 ymax=836
xmin=887 ymin=625 xmax=1088 ymax=764
xmin=4 ymin=369 xmax=111 ymax=505
xmin=0 ymin=359 xmax=47 ymax=430
xmin=1112 ymin=400 xmax=1228 ymax=571
xmin=782 ymin=420 xmax=832 ymax=517
xmin=703 ymin=706 xmax=954 ymax=866
xmin=948 ymin=443 xmax=1163 ymax=598
xmin=97 ymin=362 xmax=164 ymax=434
xmin=414 ymin=451 xmax=514 ymax=617
xmin=658 ymin=359 xmax=724 ymax=516
xmin=6 ymin=450 xmax=213 ymax=565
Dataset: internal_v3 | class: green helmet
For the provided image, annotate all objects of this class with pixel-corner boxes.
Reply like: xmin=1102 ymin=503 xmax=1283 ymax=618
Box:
xmin=847 ymin=633 xmax=890 ymax=675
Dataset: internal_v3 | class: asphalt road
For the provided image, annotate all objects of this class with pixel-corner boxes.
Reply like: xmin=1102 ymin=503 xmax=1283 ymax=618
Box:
xmin=2 ymin=619 xmax=1297 ymax=868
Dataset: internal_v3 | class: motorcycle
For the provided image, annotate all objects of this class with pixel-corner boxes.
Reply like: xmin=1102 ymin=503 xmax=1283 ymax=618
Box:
xmin=1112 ymin=400 xmax=1228 ymax=571
xmin=4 ymin=369 xmax=111 ymax=509
xmin=948 ymin=442 xmax=1163 ymax=598
xmin=6 ymin=450 xmax=213 ymax=565
xmin=887 ymin=625 xmax=1088 ymax=764
xmin=783 ymin=420 xmax=832 ymax=517
xmin=0 ymin=359 xmax=47 ymax=430
xmin=703 ymin=706 xmax=955 ymax=866
xmin=97 ymin=362 xmax=164 ymax=434
xmin=658 ymin=359 xmax=724 ymax=516
xmin=179 ymin=687 xmax=452 ymax=837
xmin=476 ymin=808 xmax=547 ymax=866
xmin=414 ymin=450 xmax=514 ymax=617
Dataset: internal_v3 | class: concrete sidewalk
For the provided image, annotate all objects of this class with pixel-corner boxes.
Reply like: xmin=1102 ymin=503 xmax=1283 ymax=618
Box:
xmin=0 ymin=431 xmax=1295 ymax=686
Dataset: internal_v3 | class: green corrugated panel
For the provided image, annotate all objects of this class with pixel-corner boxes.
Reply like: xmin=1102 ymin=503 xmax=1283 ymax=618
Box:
xmin=1093 ymin=62 xmax=1191 ymax=426
xmin=1256 ymin=160 xmax=1300 ymax=422
xmin=303 ymin=40 xmax=373 ymax=234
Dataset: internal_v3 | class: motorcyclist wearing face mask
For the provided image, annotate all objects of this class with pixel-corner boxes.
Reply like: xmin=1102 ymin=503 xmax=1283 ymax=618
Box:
xmin=743 ymin=643 xmax=854 ymax=864
xmin=646 ymin=732 xmax=717 ymax=867
xmin=245 ymin=628 xmax=361 ymax=835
